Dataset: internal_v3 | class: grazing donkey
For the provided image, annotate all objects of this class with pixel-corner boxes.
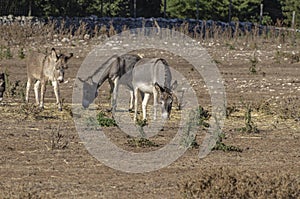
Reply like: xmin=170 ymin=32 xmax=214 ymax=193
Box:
xmin=26 ymin=48 xmax=73 ymax=111
xmin=0 ymin=73 xmax=5 ymax=102
xmin=79 ymin=54 xmax=141 ymax=111
xmin=132 ymin=58 xmax=178 ymax=121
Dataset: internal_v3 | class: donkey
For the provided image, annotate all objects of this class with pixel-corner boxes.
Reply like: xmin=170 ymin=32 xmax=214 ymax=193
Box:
xmin=132 ymin=58 xmax=178 ymax=121
xmin=0 ymin=73 xmax=5 ymax=102
xmin=79 ymin=54 xmax=141 ymax=111
xmin=26 ymin=48 xmax=73 ymax=111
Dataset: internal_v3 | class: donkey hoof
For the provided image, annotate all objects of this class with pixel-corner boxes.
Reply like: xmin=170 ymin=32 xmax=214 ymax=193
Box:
xmin=58 ymin=107 xmax=62 ymax=111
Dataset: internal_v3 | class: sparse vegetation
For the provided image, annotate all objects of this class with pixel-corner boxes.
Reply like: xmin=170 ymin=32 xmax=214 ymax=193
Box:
xmin=179 ymin=167 xmax=299 ymax=198
xmin=96 ymin=111 xmax=117 ymax=127
xmin=127 ymin=137 xmax=159 ymax=148
xmin=50 ymin=125 xmax=69 ymax=150
xmin=18 ymin=103 xmax=43 ymax=120
xmin=136 ymin=118 xmax=147 ymax=127
xmin=181 ymin=107 xmax=210 ymax=149
xmin=226 ymin=104 xmax=238 ymax=118
xmin=18 ymin=47 xmax=25 ymax=59
xmin=0 ymin=14 xmax=299 ymax=198
xmin=277 ymin=96 xmax=300 ymax=120
xmin=212 ymin=133 xmax=243 ymax=152
xmin=0 ymin=46 xmax=13 ymax=60
xmin=243 ymin=103 xmax=259 ymax=133
xmin=236 ymin=101 xmax=259 ymax=133
xmin=249 ymin=51 xmax=258 ymax=74
xmin=196 ymin=106 xmax=210 ymax=128
xmin=4 ymin=69 xmax=26 ymax=101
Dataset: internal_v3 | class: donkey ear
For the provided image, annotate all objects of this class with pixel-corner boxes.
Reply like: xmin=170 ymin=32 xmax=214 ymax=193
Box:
xmin=154 ymin=82 xmax=164 ymax=94
xmin=51 ymin=48 xmax=57 ymax=59
xmin=171 ymin=80 xmax=178 ymax=90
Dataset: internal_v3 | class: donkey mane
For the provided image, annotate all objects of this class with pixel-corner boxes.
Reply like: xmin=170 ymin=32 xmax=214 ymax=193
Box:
xmin=87 ymin=54 xmax=120 ymax=88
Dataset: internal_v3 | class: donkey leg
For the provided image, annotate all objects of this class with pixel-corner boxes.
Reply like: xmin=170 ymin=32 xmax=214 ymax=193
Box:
xmin=34 ymin=80 xmax=40 ymax=105
xmin=153 ymin=88 xmax=159 ymax=120
xmin=111 ymin=77 xmax=119 ymax=112
xmin=52 ymin=80 xmax=62 ymax=111
xmin=129 ymin=90 xmax=134 ymax=111
xmin=39 ymin=80 xmax=46 ymax=109
xmin=134 ymin=88 xmax=139 ymax=122
xmin=25 ymin=78 xmax=32 ymax=103
xmin=142 ymin=93 xmax=150 ymax=121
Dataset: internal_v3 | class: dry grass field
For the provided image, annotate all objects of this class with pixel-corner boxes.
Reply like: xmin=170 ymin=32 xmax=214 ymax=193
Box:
xmin=0 ymin=21 xmax=299 ymax=198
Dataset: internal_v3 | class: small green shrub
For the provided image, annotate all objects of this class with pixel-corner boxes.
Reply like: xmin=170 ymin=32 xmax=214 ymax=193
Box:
xmin=237 ymin=100 xmax=259 ymax=133
xmin=5 ymin=47 xmax=13 ymax=59
xmin=18 ymin=103 xmax=42 ymax=120
xmin=196 ymin=106 xmax=210 ymax=127
xmin=136 ymin=118 xmax=147 ymax=127
xmin=212 ymin=133 xmax=243 ymax=152
xmin=127 ymin=137 xmax=159 ymax=148
xmin=18 ymin=47 xmax=25 ymax=59
xmin=96 ymin=111 xmax=117 ymax=127
xmin=243 ymin=104 xmax=259 ymax=133
xmin=50 ymin=125 xmax=69 ymax=150
xmin=180 ymin=107 xmax=210 ymax=149
xmin=249 ymin=54 xmax=258 ymax=74
xmin=226 ymin=104 xmax=238 ymax=118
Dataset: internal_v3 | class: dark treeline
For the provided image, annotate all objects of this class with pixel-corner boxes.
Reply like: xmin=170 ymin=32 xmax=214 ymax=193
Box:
xmin=0 ymin=0 xmax=299 ymax=26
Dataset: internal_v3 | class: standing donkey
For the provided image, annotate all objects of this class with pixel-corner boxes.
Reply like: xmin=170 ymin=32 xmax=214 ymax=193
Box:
xmin=79 ymin=54 xmax=141 ymax=111
xmin=26 ymin=48 xmax=73 ymax=111
xmin=132 ymin=58 xmax=178 ymax=121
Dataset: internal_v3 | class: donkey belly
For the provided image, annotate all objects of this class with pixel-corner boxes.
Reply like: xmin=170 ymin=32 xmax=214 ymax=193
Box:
xmin=137 ymin=83 xmax=153 ymax=93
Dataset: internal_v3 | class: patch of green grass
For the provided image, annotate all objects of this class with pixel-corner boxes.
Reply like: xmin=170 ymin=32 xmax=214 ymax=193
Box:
xmin=136 ymin=118 xmax=147 ymax=127
xmin=127 ymin=137 xmax=159 ymax=148
xmin=226 ymin=104 xmax=238 ymax=118
xmin=237 ymin=100 xmax=259 ymax=133
xmin=4 ymin=47 xmax=12 ymax=59
xmin=212 ymin=133 xmax=243 ymax=152
xmin=4 ymin=69 xmax=26 ymax=101
xmin=18 ymin=103 xmax=43 ymax=120
xmin=249 ymin=53 xmax=258 ymax=74
xmin=18 ymin=47 xmax=25 ymax=59
xmin=180 ymin=106 xmax=210 ymax=149
xmin=243 ymin=104 xmax=259 ymax=133
xmin=0 ymin=46 xmax=13 ymax=59
xmin=96 ymin=111 xmax=117 ymax=127
xmin=226 ymin=42 xmax=235 ymax=50
xmin=196 ymin=106 xmax=210 ymax=128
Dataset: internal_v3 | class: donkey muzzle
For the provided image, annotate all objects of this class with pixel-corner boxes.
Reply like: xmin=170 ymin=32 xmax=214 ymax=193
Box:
xmin=57 ymin=76 xmax=64 ymax=83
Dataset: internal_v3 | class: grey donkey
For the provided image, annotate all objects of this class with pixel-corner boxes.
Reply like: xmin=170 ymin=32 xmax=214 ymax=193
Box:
xmin=26 ymin=48 xmax=73 ymax=111
xmin=132 ymin=58 xmax=178 ymax=121
xmin=79 ymin=54 xmax=141 ymax=111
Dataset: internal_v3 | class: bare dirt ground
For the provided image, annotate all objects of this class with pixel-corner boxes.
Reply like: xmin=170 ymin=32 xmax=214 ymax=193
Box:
xmin=0 ymin=41 xmax=299 ymax=198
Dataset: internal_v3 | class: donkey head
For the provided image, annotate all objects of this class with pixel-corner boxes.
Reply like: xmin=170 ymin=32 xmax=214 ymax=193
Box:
xmin=154 ymin=82 xmax=175 ymax=120
xmin=0 ymin=73 xmax=5 ymax=101
xmin=78 ymin=76 xmax=99 ymax=108
xmin=50 ymin=48 xmax=73 ymax=83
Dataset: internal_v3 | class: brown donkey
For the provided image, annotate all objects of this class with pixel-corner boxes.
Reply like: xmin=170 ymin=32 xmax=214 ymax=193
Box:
xmin=26 ymin=48 xmax=73 ymax=111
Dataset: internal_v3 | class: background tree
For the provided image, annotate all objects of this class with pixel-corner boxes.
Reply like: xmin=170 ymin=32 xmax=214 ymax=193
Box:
xmin=280 ymin=0 xmax=300 ymax=27
xmin=0 ymin=0 xmax=299 ymax=28
xmin=136 ymin=0 xmax=161 ymax=18
xmin=263 ymin=0 xmax=283 ymax=23
xmin=164 ymin=0 xmax=262 ymax=22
